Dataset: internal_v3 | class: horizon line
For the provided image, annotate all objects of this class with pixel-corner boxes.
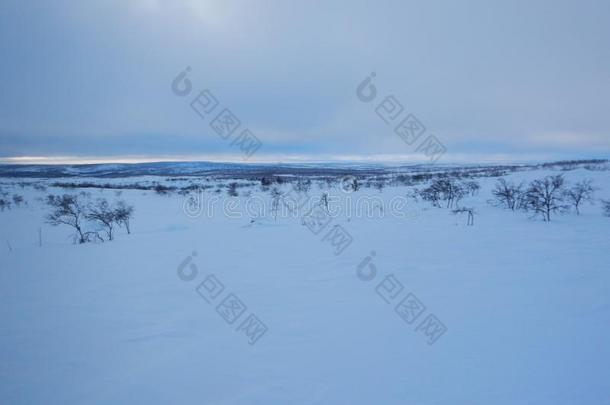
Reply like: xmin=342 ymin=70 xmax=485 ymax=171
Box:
xmin=1 ymin=153 xmax=605 ymax=166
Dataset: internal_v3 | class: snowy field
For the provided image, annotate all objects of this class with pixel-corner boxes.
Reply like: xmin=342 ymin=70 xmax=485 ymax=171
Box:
xmin=1 ymin=162 xmax=609 ymax=404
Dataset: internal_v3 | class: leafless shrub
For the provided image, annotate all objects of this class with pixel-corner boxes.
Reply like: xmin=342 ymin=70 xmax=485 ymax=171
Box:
xmin=421 ymin=178 xmax=465 ymax=208
xmin=524 ymin=175 xmax=567 ymax=222
xmin=563 ymin=179 xmax=595 ymax=215
xmin=463 ymin=180 xmax=481 ymax=196
xmin=420 ymin=183 xmax=442 ymax=207
xmin=115 ymin=200 xmax=134 ymax=234
xmin=46 ymin=194 xmax=89 ymax=244
xmin=491 ymin=178 xmax=525 ymax=211
xmin=86 ymin=198 xmax=117 ymax=241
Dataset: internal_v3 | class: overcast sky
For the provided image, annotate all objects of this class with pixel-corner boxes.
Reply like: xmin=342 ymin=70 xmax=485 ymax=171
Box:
xmin=1 ymin=0 xmax=609 ymax=163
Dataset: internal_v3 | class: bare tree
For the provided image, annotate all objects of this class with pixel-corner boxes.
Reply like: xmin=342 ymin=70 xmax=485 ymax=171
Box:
xmin=451 ymin=182 xmax=467 ymax=208
xmin=46 ymin=194 xmax=89 ymax=243
xmin=463 ymin=180 xmax=481 ymax=196
xmin=491 ymin=178 xmax=524 ymax=211
xmin=524 ymin=175 xmax=567 ymax=222
xmin=86 ymin=198 xmax=117 ymax=241
xmin=115 ymin=200 xmax=134 ymax=234
xmin=564 ymin=179 xmax=595 ymax=215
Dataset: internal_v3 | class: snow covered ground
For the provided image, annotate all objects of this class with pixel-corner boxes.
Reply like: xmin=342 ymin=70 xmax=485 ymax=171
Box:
xmin=1 ymin=164 xmax=609 ymax=404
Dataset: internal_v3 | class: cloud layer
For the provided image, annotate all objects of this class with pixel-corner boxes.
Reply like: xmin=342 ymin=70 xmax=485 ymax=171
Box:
xmin=1 ymin=0 xmax=609 ymax=162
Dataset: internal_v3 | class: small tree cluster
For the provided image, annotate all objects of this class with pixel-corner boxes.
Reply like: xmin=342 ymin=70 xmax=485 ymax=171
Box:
xmin=46 ymin=194 xmax=134 ymax=243
xmin=420 ymin=178 xmax=474 ymax=208
xmin=523 ymin=175 xmax=567 ymax=222
xmin=492 ymin=175 xmax=597 ymax=221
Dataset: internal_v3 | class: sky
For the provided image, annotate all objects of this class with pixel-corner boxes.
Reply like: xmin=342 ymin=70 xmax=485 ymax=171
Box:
xmin=1 ymin=0 xmax=609 ymax=164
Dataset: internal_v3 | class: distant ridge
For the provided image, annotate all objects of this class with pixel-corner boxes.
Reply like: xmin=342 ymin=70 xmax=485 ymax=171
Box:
xmin=0 ymin=159 xmax=606 ymax=178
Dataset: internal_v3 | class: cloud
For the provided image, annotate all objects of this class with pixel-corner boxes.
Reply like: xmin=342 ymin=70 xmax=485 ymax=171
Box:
xmin=0 ymin=0 xmax=609 ymax=161
xmin=526 ymin=132 xmax=610 ymax=149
